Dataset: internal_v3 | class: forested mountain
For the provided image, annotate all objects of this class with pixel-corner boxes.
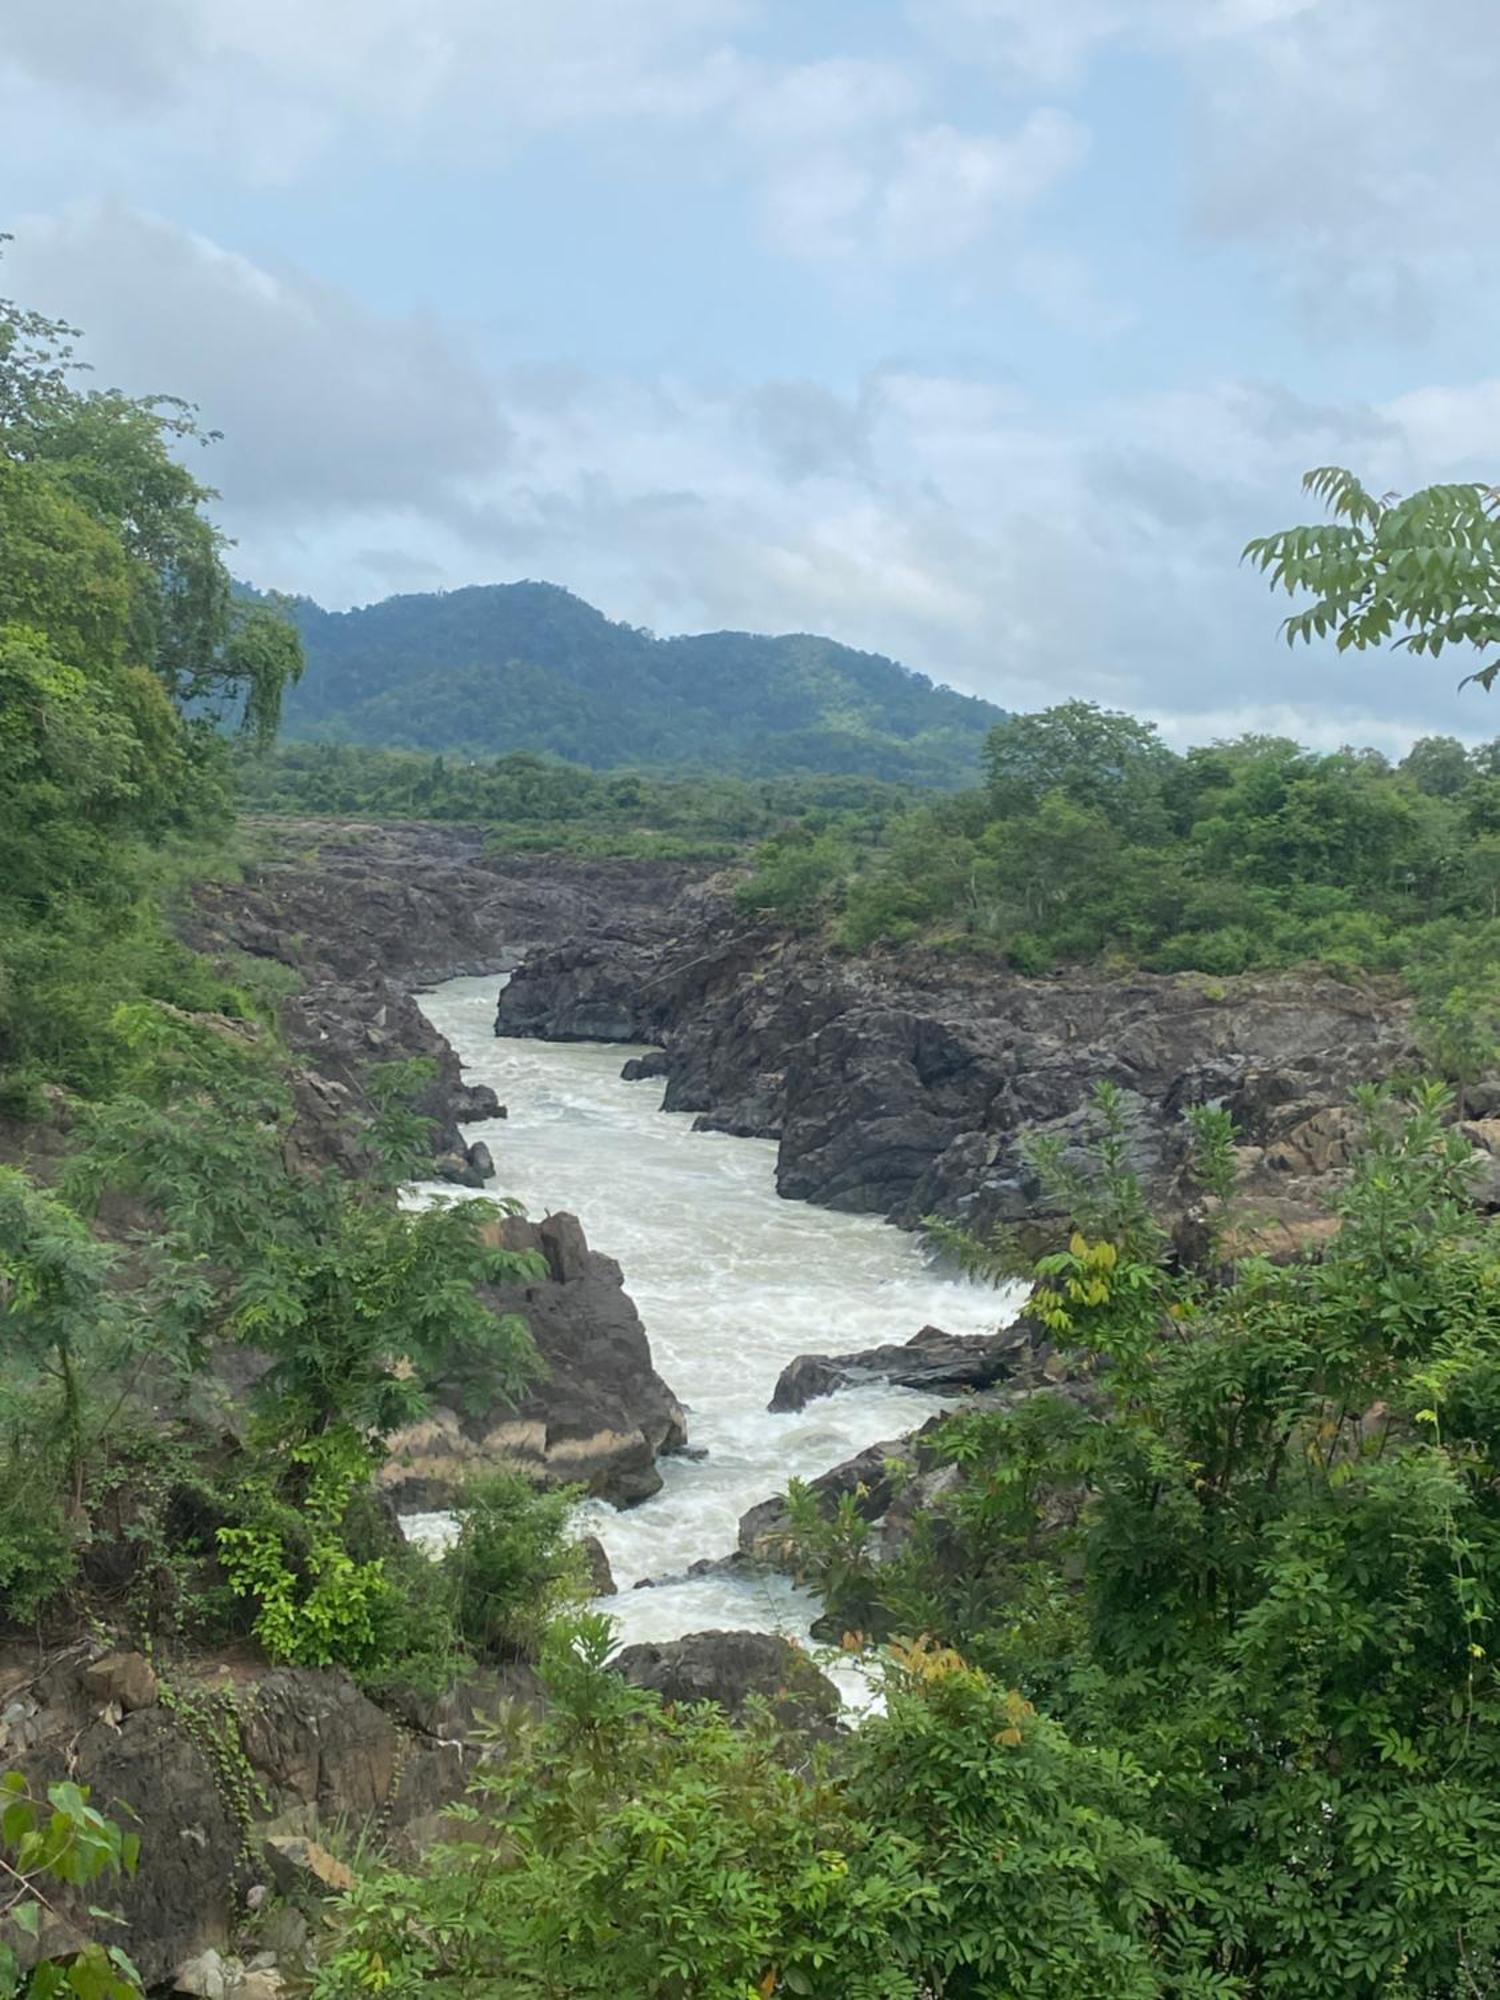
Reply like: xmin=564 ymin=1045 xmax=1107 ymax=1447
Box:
xmin=273 ymin=580 xmax=1002 ymax=784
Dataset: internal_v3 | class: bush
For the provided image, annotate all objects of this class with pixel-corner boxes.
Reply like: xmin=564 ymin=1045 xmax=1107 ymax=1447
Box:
xmin=444 ymin=1472 xmax=585 ymax=1662
xmin=316 ymin=1615 xmax=927 ymax=2000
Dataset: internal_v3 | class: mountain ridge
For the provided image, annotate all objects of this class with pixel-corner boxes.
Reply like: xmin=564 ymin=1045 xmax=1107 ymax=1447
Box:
xmin=267 ymin=578 xmax=1004 ymax=785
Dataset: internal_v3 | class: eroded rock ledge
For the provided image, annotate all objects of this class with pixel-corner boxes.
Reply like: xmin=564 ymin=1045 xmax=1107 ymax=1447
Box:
xmin=382 ymin=1211 xmax=688 ymax=1509
xmin=498 ymin=908 xmax=1423 ymax=1243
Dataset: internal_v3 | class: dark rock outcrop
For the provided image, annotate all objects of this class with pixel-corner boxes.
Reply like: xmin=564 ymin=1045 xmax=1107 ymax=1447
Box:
xmin=184 ymin=823 xmax=714 ymax=1175
xmin=382 ymin=1211 xmax=687 ymax=1509
xmin=577 ymin=1533 xmax=617 ymax=1596
xmin=610 ymin=1630 xmax=841 ymax=1731
xmin=499 ymin=913 xmax=1417 ymax=1236
xmin=0 ymin=1644 xmax=530 ymax=1989
xmin=769 ymin=1318 xmax=1041 ymax=1413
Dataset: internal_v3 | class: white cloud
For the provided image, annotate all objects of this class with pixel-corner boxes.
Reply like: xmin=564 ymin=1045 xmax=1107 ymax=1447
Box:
xmin=747 ymin=99 xmax=1087 ymax=264
xmin=1 ymin=4 xmax=1088 ymax=273
xmin=1383 ymin=380 xmax=1500 ymax=474
xmin=2 ymin=204 xmax=508 ymax=519
xmin=912 ymin=0 xmax=1500 ymax=337
xmin=876 ymin=113 xmax=1088 ymax=260
xmin=10 ymin=202 xmax=1494 ymax=754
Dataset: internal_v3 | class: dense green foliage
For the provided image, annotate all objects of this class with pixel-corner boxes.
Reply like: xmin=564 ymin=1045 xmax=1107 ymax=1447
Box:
xmin=0 ymin=1772 xmax=143 ymax=1998
xmin=776 ymin=1085 xmax=1500 ymax=1996
xmin=236 ymin=740 xmax=914 ymax=859
xmin=0 ymin=265 xmax=302 ymax=1100
xmin=740 ymin=700 xmax=1500 ymax=984
xmin=0 ymin=276 xmax=561 ymax=1700
xmin=317 ymin=1616 xmax=1176 ymax=2000
xmin=270 ymin=578 xmax=1001 ymax=784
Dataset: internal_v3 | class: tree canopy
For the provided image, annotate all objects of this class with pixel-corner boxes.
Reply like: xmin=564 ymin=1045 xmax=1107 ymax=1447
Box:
xmin=0 ymin=261 xmax=303 ymax=1093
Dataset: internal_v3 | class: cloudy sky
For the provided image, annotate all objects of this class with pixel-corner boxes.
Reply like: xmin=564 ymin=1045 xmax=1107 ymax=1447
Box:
xmin=3 ymin=0 xmax=1498 ymax=749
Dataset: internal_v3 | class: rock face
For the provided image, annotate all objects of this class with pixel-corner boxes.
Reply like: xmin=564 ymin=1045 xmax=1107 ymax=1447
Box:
xmin=1 ymin=1644 xmax=529 ymax=1989
xmin=184 ymin=823 xmax=713 ymax=1175
xmin=769 ymin=1319 xmax=1041 ymax=1413
xmin=610 ymin=1630 xmax=841 ymax=1731
xmin=498 ymin=910 xmax=1417 ymax=1235
xmin=382 ymin=1211 xmax=687 ymax=1508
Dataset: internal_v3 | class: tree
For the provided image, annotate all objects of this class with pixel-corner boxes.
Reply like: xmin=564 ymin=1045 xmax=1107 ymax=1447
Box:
xmin=0 ymin=1168 xmax=127 ymax=1512
xmin=1402 ymin=734 xmax=1473 ymax=798
xmin=982 ymin=701 xmax=1175 ymax=840
xmin=1 ymin=263 xmax=304 ymax=1091
xmin=2 ymin=253 xmax=302 ymax=742
xmin=1246 ymin=467 xmax=1500 ymax=685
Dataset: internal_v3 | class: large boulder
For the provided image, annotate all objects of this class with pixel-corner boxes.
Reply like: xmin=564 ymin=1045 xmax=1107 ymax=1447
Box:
xmin=382 ymin=1212 xmax=687 ymax=1508
xmin=769 ymin=1319 xmax=1040 ymax=1413
xmin=1 ymin=1644 xmax=527 ymax=1989
xmin=610 ymin=1630 xmax=841 ymax=1732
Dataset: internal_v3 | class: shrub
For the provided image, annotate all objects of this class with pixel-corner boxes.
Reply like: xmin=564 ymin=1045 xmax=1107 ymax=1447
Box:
xmin=444 ymin=1472 xmax=585 ymax=1662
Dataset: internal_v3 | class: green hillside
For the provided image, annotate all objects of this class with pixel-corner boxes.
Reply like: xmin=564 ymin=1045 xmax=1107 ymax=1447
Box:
xmin=274 ymin=580 xmax=1003 ymax=785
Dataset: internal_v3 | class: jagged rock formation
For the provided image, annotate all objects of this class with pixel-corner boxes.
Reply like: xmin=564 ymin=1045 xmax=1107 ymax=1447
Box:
xmin=381 ymin=1211 xmax=687 ymax=1508
xmin=768 ymin=1318 xmax=1043 ymax=1413
xmin=0 ymin=1641 xmax=536 ymax=1988
xmin=185 ymin=823 xmax=714 ymax=1173
xmin=499 ymin=910 xmax=1419 ymax=1240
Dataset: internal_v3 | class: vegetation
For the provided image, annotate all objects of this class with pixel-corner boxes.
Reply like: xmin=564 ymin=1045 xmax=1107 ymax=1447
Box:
xmin=0 ymin=274 xmax=562 ymax=1691
xmin=316 ymin=1616 xmax=1175 ymax=2000
xmin=267 ymin=578 xmax=1002 ymax=785
xmin=737 ymin=701 xmax=1500 ymax=995
xmin=774 ymin=1084 xmax=1500 ymax=1996
xmin=235 ymin=740 xmax=912 ymax=860
xmin=0 ymin=1773 xmax=143 ymax=1998
xmin=0 ymin=257 xmax=301 ymax=1103
xmin=14 ymin=241 xmax=1500 ymax=1998
xmin=1246 ymin=466 xmax=1500 ymax=684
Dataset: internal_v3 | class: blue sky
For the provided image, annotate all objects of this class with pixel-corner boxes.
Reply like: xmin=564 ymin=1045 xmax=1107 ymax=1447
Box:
xmin=3 ymin=0 xmax=1499 ymax=749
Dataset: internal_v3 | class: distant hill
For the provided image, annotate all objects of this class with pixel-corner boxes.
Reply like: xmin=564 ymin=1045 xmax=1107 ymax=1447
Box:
xmin=271 ymin=580 xmax=1003 ymax=785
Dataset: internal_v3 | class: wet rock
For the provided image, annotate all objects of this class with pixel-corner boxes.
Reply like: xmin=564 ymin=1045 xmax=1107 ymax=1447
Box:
xmin=769 ymin=1319 xmax=1038 ymax=1413
xmin=578 ymin=1533 xmax=617 ymax=1596
xmin=435 ymin=1149 xmax=486 ymax=1188
xmin=621 ymin=1049 xmax=670 ymax=1081
xmin=465 ymin=1138 xmax=496 ymax=1180
xmin=611 ymin=1631 xmax=841 ymax=1732
xmin=739 ymin=1435 xmax=915 ymax=1560
xmin=382 ymin=1212 xmax=687 ymax=1509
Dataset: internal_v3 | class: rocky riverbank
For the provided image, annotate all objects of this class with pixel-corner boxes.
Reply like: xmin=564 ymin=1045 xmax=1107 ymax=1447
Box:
xmin=184 ymin=820 xmax=715 ymax=1177
xmin=197 ymin=820 xmax=1435 ymax=1254
xmin=496 ymin=894 xmax=1424 ymax=1250
xmin=382 ymin=1211 xmax=688 ymax=1508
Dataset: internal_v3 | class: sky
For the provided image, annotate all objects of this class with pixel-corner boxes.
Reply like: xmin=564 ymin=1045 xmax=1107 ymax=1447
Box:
xmin=2 ymin=0 xmax=1499 ymax=752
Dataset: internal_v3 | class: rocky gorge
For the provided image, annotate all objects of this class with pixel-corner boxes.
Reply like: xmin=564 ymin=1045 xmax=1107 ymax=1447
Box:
xmin=9 ymin=816 xmax=1487 ymax=1990
xmin=186 ymin=817 xmax=1473 ymax=1537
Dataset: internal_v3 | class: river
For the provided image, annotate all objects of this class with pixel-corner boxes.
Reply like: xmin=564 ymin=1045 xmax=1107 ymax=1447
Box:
xmin=404 ymin=974 xmax=1018 ymax=1685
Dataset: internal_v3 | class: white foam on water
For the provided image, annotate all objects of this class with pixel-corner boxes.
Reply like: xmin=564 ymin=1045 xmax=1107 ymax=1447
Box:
xmin=404 ymin=973 xmax=1022 ymax=1695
